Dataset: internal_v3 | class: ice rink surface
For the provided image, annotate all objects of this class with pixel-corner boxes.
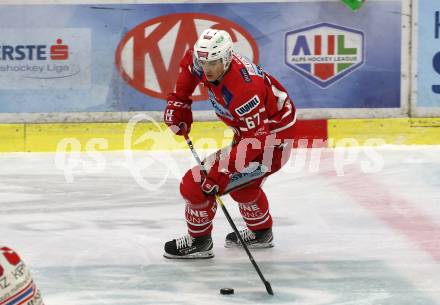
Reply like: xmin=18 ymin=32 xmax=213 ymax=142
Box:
xmin=1 ymin=146 xmax=440 ymax=305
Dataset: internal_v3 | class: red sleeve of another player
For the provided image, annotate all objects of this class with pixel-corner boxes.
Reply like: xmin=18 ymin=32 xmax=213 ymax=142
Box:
xmin=225 ymin=89 xmax=271 ymax=172
xmin=168 ymin=49 xmax=200 ymax=104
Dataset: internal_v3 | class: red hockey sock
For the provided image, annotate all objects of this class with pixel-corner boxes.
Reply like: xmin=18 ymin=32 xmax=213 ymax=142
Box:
xmin=230 ymin=187 xmax=272 ymax=231
xmin=185 ymin=200 xmax=217 ymax=237
xmin=181 ymin=167 xmax=218 ymax=237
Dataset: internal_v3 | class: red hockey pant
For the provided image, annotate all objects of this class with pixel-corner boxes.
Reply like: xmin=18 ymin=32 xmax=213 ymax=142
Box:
xmin=180 ymin=145 xmax=290 ymax=237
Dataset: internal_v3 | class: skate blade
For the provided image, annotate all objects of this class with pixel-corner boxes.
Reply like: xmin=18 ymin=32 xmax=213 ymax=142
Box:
xmin=224 ymin=241 xmax=274 ymax=249
xmin=163 ymin=250 xmax=214 ymax=259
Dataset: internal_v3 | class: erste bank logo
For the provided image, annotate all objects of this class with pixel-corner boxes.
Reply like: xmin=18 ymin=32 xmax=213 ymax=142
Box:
xmin=285 ymin=23 xmax=364 ymax=88
xmin=115 ymin=13 xmax=259 ymax=101
xmin=0 ymin=39 xmax=69 ymax=61
xmin=0 ymin=28 xmax=90 ymax=89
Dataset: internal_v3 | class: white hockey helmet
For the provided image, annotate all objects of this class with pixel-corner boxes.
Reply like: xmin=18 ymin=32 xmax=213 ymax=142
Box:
xmin=193 ymin=28 xmax=233 ymax=70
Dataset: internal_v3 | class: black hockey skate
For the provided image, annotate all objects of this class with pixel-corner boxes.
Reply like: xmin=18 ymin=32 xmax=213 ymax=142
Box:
xmin=164 ymin=234 xmax=214 ymax=259
xmin=224 ymin=228 xmax=274 ymax=249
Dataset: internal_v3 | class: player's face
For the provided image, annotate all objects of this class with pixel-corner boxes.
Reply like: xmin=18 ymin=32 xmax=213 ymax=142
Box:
xmin=198 ymin=59 xmax=225 ymax=82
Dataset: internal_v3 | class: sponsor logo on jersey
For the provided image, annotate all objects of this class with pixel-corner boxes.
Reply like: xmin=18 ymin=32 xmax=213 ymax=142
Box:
xmin=208 ymin=89 xmax=234 ymax=120
xmin=221 ymin=85 xmax=233 ymax=106
xmin=285 ymin=23 xmax=364 ymax=88
xmin=235 ymin=95 xmax=260 ymax=116
xmin=239 ymin=68 xmax=251 ymax=83
xmin=115 ymin=13 xmax=259 ymax=101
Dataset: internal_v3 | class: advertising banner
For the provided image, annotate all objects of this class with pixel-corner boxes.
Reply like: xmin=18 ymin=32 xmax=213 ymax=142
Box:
xmin=0 ymin=1 xmax=404 ymax=119
xmin=412 ymin=0 xmax=440 ymax=116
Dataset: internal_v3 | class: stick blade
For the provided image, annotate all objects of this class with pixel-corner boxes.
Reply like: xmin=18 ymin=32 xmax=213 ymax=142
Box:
xmin=265 ymin=281 xmax=274 ymax=295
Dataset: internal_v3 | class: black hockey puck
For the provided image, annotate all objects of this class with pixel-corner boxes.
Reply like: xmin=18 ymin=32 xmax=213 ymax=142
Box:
xmin=220 ymin=288 xmax=234 ymax=295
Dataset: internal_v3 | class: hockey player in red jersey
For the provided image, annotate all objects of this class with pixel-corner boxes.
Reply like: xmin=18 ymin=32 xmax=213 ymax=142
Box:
xmin=0 ymin=246 xmax=45 ymax=305
xmin=163 ymin=28 xmax=297 ymax=259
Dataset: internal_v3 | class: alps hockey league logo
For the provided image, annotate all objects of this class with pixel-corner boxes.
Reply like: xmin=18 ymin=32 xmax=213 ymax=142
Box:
xmin=285 ymin=23 xmax=364 ymax=88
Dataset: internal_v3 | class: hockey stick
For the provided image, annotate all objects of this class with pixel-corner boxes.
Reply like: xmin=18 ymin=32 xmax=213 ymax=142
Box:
xmin=181 ymin=130 xmax=274 ymax=296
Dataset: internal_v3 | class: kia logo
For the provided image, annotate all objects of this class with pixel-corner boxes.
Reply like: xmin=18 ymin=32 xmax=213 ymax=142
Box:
xmin=115 ymin=13 xmax=259 ymax=101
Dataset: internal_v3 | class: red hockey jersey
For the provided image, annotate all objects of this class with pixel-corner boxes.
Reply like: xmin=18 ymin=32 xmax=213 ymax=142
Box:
xmin=169 ymin=49 xmax=297 ymax=170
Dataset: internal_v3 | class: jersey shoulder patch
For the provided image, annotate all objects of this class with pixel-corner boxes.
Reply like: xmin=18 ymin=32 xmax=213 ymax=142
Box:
xmin=239 ymin=68 xmax=252 ymax=83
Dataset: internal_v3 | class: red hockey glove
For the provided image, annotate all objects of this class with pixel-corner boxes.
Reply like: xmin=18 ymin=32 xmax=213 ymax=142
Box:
xmin=201 ymin=168 xmax=231 ymax=196
xmin=164 ymin=98 xmax=193 ymax=135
